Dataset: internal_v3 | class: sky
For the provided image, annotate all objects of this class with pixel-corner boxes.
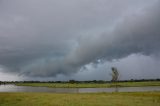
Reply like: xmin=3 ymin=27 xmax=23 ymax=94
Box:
xmin=0 ymin=0 xmax=160 ymax=81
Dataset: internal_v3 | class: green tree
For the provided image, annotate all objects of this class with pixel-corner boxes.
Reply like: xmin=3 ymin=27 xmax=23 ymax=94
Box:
xmin=111 ymin=67 xmax=119 ymax=92
xmin=111 ymin=67 xmax=119 ymax=82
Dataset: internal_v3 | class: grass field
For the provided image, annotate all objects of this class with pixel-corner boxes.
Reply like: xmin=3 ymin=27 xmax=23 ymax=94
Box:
xmin=15 ymin=81 xmax=160 ymax=88
xmin=0 ymin=92 xmax=159 ymax=106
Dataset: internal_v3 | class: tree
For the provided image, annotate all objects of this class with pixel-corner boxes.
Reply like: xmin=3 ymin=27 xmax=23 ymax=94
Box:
xmin=111 ymin=67 xmax=119 ymax=82
xmin=111 ymin=67 xmax=119 ymax=92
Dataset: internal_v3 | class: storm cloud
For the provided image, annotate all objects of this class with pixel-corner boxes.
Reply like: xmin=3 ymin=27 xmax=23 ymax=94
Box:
xmin=0 ymin=0 xmax=160 ymax=79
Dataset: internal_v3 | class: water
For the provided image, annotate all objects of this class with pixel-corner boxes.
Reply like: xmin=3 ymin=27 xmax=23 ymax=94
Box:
xmin=0 ymin=85 xmax=78 ymax=93
xmin=0 ymin=84 xmax=160 ymax=93
xmin=79 ymin=86 xmax=160 ymax=93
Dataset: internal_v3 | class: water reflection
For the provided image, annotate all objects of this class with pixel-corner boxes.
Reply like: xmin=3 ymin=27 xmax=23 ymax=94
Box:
xmin=0 ymin=84 xmax=79 ymax=93
xmin=0 ymin=84 xmax=160 ymax=93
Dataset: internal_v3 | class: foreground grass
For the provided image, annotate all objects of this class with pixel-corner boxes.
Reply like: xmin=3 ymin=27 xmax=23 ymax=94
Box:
xmin=15 ymin=81 xmax=160 ymax=88
xmin=0 ymin=92 xmax=160 ymax=106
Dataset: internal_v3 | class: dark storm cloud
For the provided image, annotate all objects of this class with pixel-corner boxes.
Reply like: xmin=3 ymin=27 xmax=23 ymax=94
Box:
xmin=0 ymin=0 xmax=160 ymax=77
xmin=58 ymin=1 xmax=160 ymax=76
xmin=72 ymin=1 xmax=160 ymax=64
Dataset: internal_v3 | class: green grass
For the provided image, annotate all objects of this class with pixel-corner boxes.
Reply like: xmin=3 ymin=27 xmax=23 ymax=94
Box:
xmin=0 ymin=92 xmax=160 ymax=106
xmin=15 ymin=81 xmax=160 ymax=88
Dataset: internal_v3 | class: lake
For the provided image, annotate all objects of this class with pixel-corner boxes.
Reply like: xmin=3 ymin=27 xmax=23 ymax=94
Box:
xmin=0 ymin=84 xmax=160 ymax=93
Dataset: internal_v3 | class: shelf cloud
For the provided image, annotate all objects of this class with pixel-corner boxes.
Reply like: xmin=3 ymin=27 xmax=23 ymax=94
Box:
xmin=0 ymin=0 xmax=160 ymax=79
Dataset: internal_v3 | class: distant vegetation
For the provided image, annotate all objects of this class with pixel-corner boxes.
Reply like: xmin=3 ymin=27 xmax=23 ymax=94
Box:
xmin=13 ymin=81 xmax=160 ymax=88
xmin=1 ymin=78 xmax=160 ymax=84
xmin=1 ymin=79 xmax=160 ymax=88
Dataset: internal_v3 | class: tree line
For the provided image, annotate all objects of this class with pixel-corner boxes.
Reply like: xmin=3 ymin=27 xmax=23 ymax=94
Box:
xmin=0 ymin=79 xmax=160 ymax=85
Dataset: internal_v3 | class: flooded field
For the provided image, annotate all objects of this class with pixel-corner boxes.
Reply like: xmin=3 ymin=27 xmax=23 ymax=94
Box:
xmin=0 ymin=84 xmax=160 ymax=93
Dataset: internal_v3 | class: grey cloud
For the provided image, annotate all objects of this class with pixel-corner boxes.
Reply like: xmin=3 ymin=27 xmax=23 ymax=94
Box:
xmin=0 ymin=0 xmax=160 ymax=78
xmin=63 ymin=0 xmax=160 ymax=70
xmin=72 ymin=54 xmax=160 ymax=81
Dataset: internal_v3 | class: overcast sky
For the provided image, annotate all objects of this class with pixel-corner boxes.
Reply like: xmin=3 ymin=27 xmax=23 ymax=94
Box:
xmin=0 ymin=0 xmax=160 ymax=81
